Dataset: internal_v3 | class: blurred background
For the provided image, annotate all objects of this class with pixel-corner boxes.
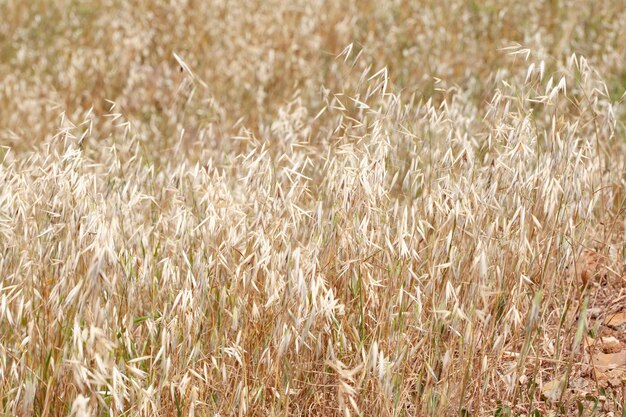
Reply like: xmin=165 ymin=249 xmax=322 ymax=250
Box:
xmin=1 ymin=0 xmax=624 ymax=154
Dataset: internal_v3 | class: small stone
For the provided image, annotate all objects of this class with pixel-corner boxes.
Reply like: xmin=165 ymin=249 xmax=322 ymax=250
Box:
xmin=541 ymin=374 xmax=567 ymax=402
xmin=601 ymin=336 xmax=619 ymax=344
xmin=605 ymin=311 xmax=626 ymax=327
xmin=580 ymin=364 xmax=592 ymax=377
xmin=587 ymin=307 xmax=602 ymax=318
xmin=584 ymin=335 xmax=597 ymax=349
xmin=592 ymin=350 xmax=626 ymax=373
xmin=569 ymin=377 xmax=588 ymax=390
xmin=600 ymin=336 xmax=622 ymax=353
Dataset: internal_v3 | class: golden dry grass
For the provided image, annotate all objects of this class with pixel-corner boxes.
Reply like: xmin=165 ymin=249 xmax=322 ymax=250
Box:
xmin=0 ymin=1 xmax=625 ymax=416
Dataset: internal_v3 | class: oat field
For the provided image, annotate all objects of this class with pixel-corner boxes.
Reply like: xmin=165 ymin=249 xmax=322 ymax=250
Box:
xmin=1 ymin=1 xmax=625 ymax=416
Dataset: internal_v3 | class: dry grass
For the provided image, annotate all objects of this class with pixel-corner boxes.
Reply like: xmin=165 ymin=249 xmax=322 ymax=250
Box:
xmin=0 ymin=1 xmax=625 ymax=416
